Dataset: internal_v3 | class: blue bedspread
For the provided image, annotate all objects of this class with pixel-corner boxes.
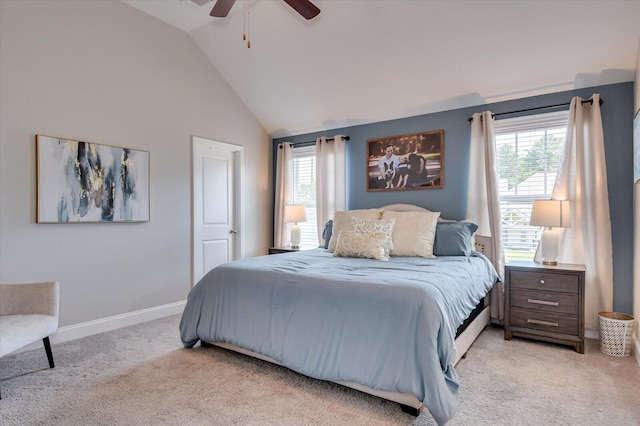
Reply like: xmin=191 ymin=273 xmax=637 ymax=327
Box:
xmin=180 ymin=248 xmax=498 ymax=425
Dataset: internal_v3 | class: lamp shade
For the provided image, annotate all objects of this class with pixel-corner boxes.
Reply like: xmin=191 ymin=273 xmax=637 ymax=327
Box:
xmin=284 ymin=204 xmax=307 ymax=224
xmin=530 ymin=200 xmax=571 ymax=228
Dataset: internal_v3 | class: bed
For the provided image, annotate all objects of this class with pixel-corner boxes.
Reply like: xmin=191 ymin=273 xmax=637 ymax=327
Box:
xmin=180 ymin=204 xmax=499 ymax=425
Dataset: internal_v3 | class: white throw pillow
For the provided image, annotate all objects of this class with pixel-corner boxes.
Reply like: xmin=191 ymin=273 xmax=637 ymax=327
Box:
xmin=327 ymin=209 xmax=383 ymax=253
xmin=381 ymin=210 xmax=441 ymax=257
xmin=333 ymin=230 xmax=390 ymax=261
xmin=352 ymin=217 xmax=395 ymax=255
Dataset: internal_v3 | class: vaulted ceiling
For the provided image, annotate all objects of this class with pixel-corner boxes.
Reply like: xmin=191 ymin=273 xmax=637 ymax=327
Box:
xmin=123 ymin=0 xmax=640 ymax=138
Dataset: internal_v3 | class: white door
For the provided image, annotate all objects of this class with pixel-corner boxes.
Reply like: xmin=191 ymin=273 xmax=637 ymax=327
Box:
xmin=192 ymin=136 xmax=243 ymax=286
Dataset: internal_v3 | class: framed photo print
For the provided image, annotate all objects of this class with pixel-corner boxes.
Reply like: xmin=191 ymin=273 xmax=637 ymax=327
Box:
xmin=36 ymin=135 xmax=150 ymax=223
xmin=367 ymin=130 xmax=444 ymax=191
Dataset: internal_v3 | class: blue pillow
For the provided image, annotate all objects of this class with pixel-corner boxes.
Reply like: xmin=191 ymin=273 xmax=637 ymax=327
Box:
xmin=321 ymin=220 xmax=333 ymax=249
xmin=433 ymin=221 xmax=478 ymax=256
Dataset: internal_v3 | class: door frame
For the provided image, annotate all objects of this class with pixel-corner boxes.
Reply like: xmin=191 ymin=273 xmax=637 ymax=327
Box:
xmin=191 ymin=135 xmax=244 ymax=287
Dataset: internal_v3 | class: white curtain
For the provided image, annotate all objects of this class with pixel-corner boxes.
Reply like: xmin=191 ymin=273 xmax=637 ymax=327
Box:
xmin=315 ymin=135 xmax=346 ymax=245
xmin=551 ymin=94 xmax=613 ymax=331
xmin=274 ymin=142 xmax=294 ymax=247
xmin=466 ymin=111 xmax=506 ymax=322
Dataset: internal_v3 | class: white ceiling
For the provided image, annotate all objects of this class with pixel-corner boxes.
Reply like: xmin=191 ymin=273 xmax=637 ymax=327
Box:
xmin=123 ymin=0 xmax=640 ymax=139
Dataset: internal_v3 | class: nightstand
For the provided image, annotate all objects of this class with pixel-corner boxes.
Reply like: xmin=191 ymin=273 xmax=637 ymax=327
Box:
xmin=268 ymin=247 xmax=300 ymax=255
xmin=504 ymin=261 xmax=585 ymax=353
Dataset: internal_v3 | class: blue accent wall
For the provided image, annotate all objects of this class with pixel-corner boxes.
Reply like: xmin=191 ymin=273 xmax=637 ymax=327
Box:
xmin=273 ymin=82 xmax=635 ymax=314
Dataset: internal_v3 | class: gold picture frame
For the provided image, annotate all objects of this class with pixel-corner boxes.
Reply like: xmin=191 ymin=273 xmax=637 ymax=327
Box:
xmin=367 ymin=130 xmax=444 ymax=191
xmin=36 ymin=135 xmax=150 ymax=223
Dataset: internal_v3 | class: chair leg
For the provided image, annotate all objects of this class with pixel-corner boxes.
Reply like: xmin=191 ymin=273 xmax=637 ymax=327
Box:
xmin=43 ymin=336 xmax=55 ymax=368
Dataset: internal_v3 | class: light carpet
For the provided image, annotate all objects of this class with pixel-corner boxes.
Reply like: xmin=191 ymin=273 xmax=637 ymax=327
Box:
xmin=1 ymin=315 xmax=638 ymax=425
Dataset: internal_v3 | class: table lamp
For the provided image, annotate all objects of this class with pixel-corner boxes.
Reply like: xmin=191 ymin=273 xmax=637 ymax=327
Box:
xmin=284 ymin=204 xmax=307 ymax=249
xmin=530 ymin=199 xmax=571 ymax=265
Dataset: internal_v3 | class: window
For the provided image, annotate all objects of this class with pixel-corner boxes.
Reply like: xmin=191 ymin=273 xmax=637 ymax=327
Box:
xmin=494 ymin=111 xmax=568 ymax=262
xmin=291 ymin=145 xmax=318 ymax=247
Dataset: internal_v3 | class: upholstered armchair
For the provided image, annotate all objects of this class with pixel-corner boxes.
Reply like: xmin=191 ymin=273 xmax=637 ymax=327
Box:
xmin=0 ymin=281 xmax=59 ymax=398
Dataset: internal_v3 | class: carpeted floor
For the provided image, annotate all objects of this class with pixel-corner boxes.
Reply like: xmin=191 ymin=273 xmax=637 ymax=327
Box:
xmin=1 ymin=315 xmax=638 ymax=425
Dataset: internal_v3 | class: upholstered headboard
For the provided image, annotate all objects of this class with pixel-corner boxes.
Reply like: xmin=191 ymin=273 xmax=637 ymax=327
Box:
xmin=472 ymin=235 xmax=493 ymax=264
xmin=380 ymin=204 xmax=495 ymax=266
xmin=381 ymin=203 xmax=431 ymax=213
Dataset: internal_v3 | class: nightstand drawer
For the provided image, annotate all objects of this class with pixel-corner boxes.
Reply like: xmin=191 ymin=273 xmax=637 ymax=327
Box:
xmin=510 ymin=308 xmax=578 ymax=335
xmin=510 ymin=270 xmax=579 ymax=294
xmin=505 ymin=262 xmax=585 ymax=353
xmin=511 ymin=289 xmax=578 ymax=315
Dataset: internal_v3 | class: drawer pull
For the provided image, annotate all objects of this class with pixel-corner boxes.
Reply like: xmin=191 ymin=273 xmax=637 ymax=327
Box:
xmin=527 ymin=318 xmax=558 ymax=327
xmin=527 ymin=298 xmax=559 ymax=307
xmin=539 ymin=279 xmax=545 ymax=284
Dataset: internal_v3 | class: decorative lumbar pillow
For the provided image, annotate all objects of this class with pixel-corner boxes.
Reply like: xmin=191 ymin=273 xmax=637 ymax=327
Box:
xmin=327 ymin=209 xmax=383 ymax=253
xmin=351 ymin=217 xmax=395 ymax=255
xmin=433 ymin=221 xmax=478 ymax=256
xmin=333 ymin=230 xmax=390 ymax=261
xmin=380 ymin=210 xmax=441 ymax=257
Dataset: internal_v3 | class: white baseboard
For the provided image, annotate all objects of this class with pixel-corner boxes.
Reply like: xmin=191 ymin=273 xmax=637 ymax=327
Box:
xmin=14 ymin=300 xmax=186 ymax=354
xmin=15 ymin=303 xmax=638 ymax=367
xmin=585 ymin=329 xmax=599 ymax=340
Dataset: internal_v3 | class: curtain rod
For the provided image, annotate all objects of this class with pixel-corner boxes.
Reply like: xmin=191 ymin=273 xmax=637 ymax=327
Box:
xmin=466 ymin=98 xmax=604 ymax=124
xmin=279 ymin=135 xmax=350 ymax=149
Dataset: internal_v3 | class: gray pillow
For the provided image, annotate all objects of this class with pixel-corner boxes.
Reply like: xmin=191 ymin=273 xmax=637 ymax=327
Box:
xmin=433 ymin=221 xmax=478 ymax=256
xmin=321 ymin=220 xmax=333 ymax=249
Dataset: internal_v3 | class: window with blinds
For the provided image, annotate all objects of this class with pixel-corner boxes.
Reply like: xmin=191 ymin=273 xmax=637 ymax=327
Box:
xmin=494 ymin=110 xmax=568 ymax=261
xmin=291 ymin=145 xmax=319 ymax=247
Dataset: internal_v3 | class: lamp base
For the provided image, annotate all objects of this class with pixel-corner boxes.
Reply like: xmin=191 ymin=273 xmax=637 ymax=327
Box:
xmin=540 ymin=227 xmax=560 ymax=266
xmin=290 ymin=223 xmax=301 ymax=250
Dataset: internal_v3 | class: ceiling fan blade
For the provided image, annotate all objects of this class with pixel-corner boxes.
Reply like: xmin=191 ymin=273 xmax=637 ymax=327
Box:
xmin=210 ymin=0 xmax=236 ymax=17
xmin=283 ymin=0 xmax=321 ymax=20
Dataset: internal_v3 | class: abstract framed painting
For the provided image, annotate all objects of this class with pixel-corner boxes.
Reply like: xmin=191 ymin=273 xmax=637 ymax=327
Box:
xmin=367 ymin=130 xmax=444 ymax=191
xmin=36 ymin=135 xmax=150 ymax=223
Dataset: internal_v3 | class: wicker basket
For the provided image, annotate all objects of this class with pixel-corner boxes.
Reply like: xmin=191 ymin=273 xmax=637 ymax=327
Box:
xmin=598 ymin=312 xmax=636 ymax=357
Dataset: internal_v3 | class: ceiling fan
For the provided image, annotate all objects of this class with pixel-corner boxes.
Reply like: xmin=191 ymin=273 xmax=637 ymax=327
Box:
xmin=209 ymin=0 xmax=321 ymax=20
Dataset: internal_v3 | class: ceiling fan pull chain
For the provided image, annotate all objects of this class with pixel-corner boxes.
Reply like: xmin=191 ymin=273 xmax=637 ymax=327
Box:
xmin=210 ymin=0 xmax=320 ymax=20
xmin=246 ymin=8 xmax=251 ymax=48
xmin=210 ymin=0 xmax=319 ymax=49
xmin=242 ymin=0 xmax=247 ymax=41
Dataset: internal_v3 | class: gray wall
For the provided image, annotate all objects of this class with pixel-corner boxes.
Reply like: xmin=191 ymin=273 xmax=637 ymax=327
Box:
xmin=0 ymin=1 xmax=272 ymax=327
xmin=633 ymin=38 xmax=639 ymax=346
xmin=274 ymin=82 xmax=635 ymax=315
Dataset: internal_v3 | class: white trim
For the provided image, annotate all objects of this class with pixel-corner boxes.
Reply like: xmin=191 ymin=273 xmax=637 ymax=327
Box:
xmin=191 ymin=136 xmax=244 ymax=287
xmin=494 ymin=109 xmax=569 ymax=133
xmin=233 ymin=149 xmax=245 ymax=261
xmin=13 ymin=301 xmax=186 ymax=354
xmin=585 ymin=329 xmax=599 ymax=340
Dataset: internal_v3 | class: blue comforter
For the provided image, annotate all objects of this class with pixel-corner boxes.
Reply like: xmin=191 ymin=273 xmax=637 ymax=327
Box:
xmin=180 ymin=248 xmax=498 ymax=425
